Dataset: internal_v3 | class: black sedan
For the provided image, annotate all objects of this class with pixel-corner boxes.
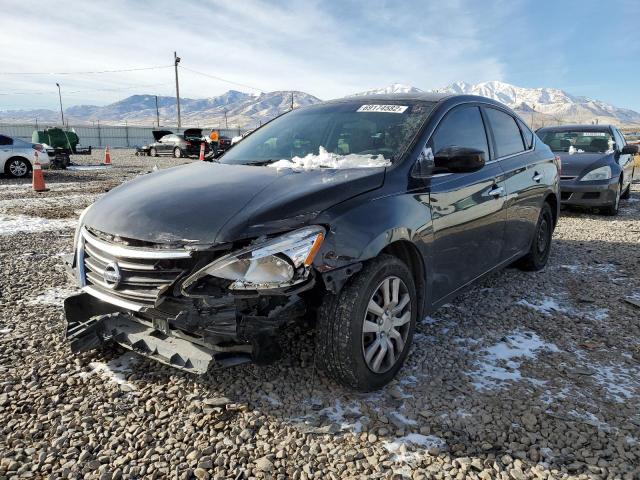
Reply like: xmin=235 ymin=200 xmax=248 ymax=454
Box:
xmin=537 ymin=125 xmax=638 ymax=215
xmin=65 ymin=93 xmax=560 ymax=390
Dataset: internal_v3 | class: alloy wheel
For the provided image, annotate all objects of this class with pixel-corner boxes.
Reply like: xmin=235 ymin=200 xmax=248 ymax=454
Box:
xmin=9 ymin=159 xmax=28 ymax=177
xmin=536 ymin=216 xmax=549 ymax=254
xmin=361 ymin=276 xmax=412 ymax=373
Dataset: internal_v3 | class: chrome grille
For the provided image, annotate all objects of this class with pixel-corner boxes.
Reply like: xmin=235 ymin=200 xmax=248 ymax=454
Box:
xmin=78 ymin=227 xmax=193 ymax=311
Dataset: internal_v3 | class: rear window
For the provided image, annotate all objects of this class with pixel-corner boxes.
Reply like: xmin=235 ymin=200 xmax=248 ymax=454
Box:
xmin=0 ymin=135 xmax=13 ymax=146
xmin=538 ymin=130 xmax=613 ymax=153
xmin=485 ymin=108 xmax=525 ymax=157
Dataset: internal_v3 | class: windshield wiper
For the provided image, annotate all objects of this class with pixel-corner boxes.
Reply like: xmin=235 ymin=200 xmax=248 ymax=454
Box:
xmin=245 ymin=159 xmax=280 ymax=166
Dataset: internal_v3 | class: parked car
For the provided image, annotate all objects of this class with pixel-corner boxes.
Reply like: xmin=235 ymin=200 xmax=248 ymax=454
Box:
xmin=0 ymin=134 xmax=50 ymax=178
xmin=217 ymin=135 xmax=232 ymax=153
xmin=148 ymin=128 xmax=210 ymax=158
xmin=64 ymin=93 xmax=559 ymax=391
xmin=537 ymin=125 xmax=638 ymax=215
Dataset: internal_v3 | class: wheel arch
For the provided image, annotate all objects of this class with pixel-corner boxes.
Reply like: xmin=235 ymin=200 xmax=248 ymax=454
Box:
xmin=4 ymin=155 xmax=32 ymax=174
xmin=380 ymin=240 xmax=427 ymax=319
xmin=543 ymin=191 xmax=559 ymax=227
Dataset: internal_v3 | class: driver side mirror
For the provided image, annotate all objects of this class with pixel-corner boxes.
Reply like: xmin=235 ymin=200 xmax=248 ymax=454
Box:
xmin=621 ymin=144 xmax=639 ymax=155
xmin=434 ymin=146 xmax=486 ymax=173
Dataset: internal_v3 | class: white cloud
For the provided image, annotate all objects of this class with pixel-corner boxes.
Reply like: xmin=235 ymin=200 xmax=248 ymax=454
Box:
xmin=1 ymin=0 xmax=506 ymax=108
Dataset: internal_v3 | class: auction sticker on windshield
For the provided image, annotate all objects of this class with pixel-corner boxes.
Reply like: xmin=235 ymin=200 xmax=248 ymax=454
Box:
xmin=357 ymin=105 xmax=408 ymax=113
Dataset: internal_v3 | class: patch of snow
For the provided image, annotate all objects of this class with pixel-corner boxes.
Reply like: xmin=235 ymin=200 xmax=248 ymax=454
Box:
xmin=568 ymin=409 xmax=613 ymax=432
xmin=66 ymin=165 xmax=111 ymax=171
xmin=422 ymin=315 xmax=441 ymax=325
xmin=268 ymin=146 xmax=391 ymax=171
xmin=0 ymin=214 xmax=76 ymax=235
xmin=559 ymin=263 xmax=617 ymax=274
xmin=311 ymin=398 xmax=365 ymax=433
xmin=470 ymin=330 xmax=559 ymax=390
xmin=82 ymin=352 xmax=139 ymax=388
xmin=591 ymin=363 xmax=640 ymax=402
xmin=260 ymin=393 xmax=282 ymax=406
xmin=383 ymin=433 xmax=446 ymax=463
xmin=0 ymin=328 xmax=11 ymax=334
xmin=390 ymin=411 xmax=417 ymax=426
xmin=518 ymin=297 xmax=568 ymax=315
xmin=23 ymin=286 xmax=81 ymax=306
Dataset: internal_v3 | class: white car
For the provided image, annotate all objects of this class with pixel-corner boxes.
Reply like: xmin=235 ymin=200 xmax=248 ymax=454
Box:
xmin=0 ymin=134 xmax=49 ymax=178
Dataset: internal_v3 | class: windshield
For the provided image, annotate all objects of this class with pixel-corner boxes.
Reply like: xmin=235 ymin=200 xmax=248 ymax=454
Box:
xmin=538 ymin=130 xmax=614 ymax=153
xmin=220 ymin=101 xmax=435 ymax=167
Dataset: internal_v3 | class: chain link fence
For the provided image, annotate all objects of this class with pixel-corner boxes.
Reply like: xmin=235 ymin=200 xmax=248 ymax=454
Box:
xmin=0 ymin=123 xmax=246 ymax=148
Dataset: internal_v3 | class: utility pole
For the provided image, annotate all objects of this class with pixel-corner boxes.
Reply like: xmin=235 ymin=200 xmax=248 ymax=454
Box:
xmin=155 ymin=95 xmax=160 ymax=127
xmin=223 ymin=109 xmax=228 ymax=129
xmin=291 ymin=92 xmax=294 ymax=110
xmin=56 ymin=83 xmax=65 ymax=126
xmin=174 ymin=51 xmax=181 ymax=128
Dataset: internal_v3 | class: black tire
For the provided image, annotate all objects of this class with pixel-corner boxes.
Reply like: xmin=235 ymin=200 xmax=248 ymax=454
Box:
xmin=602 ymin=180 xmax=622 ymax=216
xmin=5 ymin=157 xmax=31 ymax=178
xmin=516 ymin=202 xmax=553 ymax=271
xmin=173 ymin=147 xmax=182 ymax=158
xmin=150 ymin=147 xmax=158 ymax=157
xmin=316 ymin=254 xmax=418 ymax=391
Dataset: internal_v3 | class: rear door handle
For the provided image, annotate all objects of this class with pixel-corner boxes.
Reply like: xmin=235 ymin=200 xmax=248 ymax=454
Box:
xmin=488 ymin=185 xmax=504 ymax=198
xmin=532 ymin=172 xmax=542 ymax=182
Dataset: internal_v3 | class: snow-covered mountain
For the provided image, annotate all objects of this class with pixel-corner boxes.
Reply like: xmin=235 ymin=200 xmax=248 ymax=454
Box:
xmin=351 ymin=83 xmax=423 ymax=96
xmin=0 ymin=90 xmax=322 ymax=128
xmin=431 ymin=81 xmax=640 ymax=126
xmin=2 ymin=81 xmax=638 ymax=127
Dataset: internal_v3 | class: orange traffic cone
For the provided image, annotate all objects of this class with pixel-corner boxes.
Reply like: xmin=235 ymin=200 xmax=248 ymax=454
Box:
xmin=199 ymin=142 xmax=205 ymax=161
xmin=32 ymin=152 xmax=48 ymax=192
xmin=104 ymin=146 xmax=112 ymax=165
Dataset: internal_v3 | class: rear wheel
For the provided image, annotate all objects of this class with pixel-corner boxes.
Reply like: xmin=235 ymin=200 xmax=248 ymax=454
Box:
xmin=516 ymin=202 xmax=553 ymax=271
xmin=316 ymin=255 xmax=417 ymax=391
xmin=5 ymin=158 xmax=31 ymax=178
xmin=173 ymin=147 xmax=182 ymax=158
xmin=150 ymin=147 xmax=158 ymax=157
xmin=603 ymin=180 xmax=622 ymax=216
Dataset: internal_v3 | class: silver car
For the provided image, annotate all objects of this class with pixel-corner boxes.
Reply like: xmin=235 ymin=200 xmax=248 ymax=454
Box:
xmin=0 ymin=134 xmax=49 ymax=178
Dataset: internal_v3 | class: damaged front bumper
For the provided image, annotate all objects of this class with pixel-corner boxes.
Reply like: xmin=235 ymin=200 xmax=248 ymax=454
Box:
xmin=64 ymin=291 xmax=305 ymax=374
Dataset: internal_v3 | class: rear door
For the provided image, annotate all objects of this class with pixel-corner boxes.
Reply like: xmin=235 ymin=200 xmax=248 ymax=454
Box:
xmin=428 ymin=104 xmax=507 ymax=303
xmin=483 ymin=107 xmax=545 ymax=260
xmin=0 ymin=135 xmax=13 ymax=166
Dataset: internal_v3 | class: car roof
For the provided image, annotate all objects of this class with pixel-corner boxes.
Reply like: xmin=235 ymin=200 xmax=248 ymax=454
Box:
xmin=323 ymin=92 xmax=514 ymax=109
xmin=538 ymin=124 xmax=614 ymax=132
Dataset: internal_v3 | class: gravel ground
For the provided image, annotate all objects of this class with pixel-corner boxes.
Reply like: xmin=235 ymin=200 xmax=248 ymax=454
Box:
xmin=1 ymin=149 xmax=639 ymax=479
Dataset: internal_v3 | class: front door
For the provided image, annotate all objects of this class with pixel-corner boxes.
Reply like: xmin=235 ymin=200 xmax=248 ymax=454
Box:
xmin=426 ymin=105 xmax=507 ymax=303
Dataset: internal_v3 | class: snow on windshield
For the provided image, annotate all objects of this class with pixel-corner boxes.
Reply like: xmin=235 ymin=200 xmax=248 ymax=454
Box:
xmin=268 ymin=146 xmax=391 ymax=171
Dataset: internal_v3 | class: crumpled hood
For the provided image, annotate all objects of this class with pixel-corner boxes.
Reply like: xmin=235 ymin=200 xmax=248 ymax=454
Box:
xmin=83 ymin=161 xmax=385 ymax=245
xmin=558 ymin=152 xmax=613 ymax=177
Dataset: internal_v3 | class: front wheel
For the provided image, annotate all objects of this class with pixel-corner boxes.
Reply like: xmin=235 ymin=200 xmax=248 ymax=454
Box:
xmin=602 ymin=180 xmax=621 ymax=216
xmin=173 ymin=147 xmax=182 ymax=158
xmin=516 ymin=202 xmax=553 ymax=271
xmin=316 ymin=255 xmax=417 ymax=391
xmin=150 ymin=147 xmax=158 ymax=157
xmin=5 ymin=158 xmax=31 ymax=178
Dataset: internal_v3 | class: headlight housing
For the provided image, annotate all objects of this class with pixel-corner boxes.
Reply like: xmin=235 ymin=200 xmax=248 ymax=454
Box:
xmin=182 ymin=226 xmax=325 ymax=292
xmin=580 ymin=166 xmax=611 ymax=181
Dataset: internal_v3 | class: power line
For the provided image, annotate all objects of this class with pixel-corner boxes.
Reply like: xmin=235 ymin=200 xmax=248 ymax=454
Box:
xmin=0 ymin=65 xmax=173 ymax=76
xmin=179 ymin=65 xmax=264 ymax=92
xmin=0 ymin=81 xmax=175 ymax=96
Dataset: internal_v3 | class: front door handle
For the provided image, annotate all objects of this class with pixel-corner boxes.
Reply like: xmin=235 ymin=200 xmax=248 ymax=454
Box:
xmin=532 ymin=172 xmax=542 ymax=182
xmin=488 ymin=185 xmax=504 ymax=198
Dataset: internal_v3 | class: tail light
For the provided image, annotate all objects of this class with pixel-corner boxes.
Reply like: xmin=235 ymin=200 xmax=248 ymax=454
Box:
xmin=33 ymin=143 xmax=44 ymax=152
xmin=185 ymin=141 xmax=192 ymax=146
xmin=554 ymin=155 xmax=561 ymax=175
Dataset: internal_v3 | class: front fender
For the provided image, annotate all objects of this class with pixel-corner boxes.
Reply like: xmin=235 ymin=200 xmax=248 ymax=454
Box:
xmin=313 ymin=192 xmax=432 ymax=271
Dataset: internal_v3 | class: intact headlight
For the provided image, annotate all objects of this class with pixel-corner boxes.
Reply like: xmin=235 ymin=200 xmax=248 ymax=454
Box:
xmin=182 ymin=226 xmax=325 ymax=292
xmin=580 ymin=166 xmax=611 ymax=181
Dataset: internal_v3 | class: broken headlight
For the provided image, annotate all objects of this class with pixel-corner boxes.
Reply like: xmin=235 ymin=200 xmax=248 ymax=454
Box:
xmin=183 ymin=226 xmax=325 ymax=292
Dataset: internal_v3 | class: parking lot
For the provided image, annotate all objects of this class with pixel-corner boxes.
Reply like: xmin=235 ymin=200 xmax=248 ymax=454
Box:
xmin=0 ymin=150 xmax=639 ymax=479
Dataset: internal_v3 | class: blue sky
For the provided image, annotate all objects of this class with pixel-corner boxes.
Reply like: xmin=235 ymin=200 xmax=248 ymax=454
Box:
xmin=1 ymin=0 xmax=639 ymax=111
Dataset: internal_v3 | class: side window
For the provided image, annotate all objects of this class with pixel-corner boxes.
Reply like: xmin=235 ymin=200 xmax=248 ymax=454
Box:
xmin=160 ymin=135 xmax=171 ymax=142
xmin=517 ymin=119 xmax=534 ymax=149
xmin=431 ymin=106 xmax=489 ymax=160
xmin=485 ymin=108 xmax=525 ymax=157
xmin=0 ymin=135 xmax=13 ymax=146
xmin=613 ymin=129 xmax=626 ymax=149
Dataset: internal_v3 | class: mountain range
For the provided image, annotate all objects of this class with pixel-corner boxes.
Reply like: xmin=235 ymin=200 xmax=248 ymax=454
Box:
xmin=1 ymin=81 xmax=639 ymax=128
